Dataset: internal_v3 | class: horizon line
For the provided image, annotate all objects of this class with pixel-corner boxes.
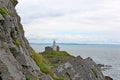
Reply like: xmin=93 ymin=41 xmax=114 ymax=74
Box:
xmin=29 ymin=42 xmax=120 ymax=45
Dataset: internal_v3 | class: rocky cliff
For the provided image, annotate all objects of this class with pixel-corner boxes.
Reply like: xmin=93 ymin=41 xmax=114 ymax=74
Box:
xmin=54 ymin=56 xmax=104 ymax=80
xmin=0 ymin=0 xmax=52 ymax=80
xmin=0 ymin=0 xmax=111 ymax=80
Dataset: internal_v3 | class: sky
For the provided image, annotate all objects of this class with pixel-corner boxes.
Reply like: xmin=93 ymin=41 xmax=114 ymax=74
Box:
xmin=16 ymin=0 xmax=120 ymax=44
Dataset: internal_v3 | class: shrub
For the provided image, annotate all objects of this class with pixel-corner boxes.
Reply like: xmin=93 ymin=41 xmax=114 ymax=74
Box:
xmin=13 ymin=39 xmax=20 ymax=47
xmin=26 ymin=76 xmax=33 ymax=80
xmin=0 ymin=7 xmax=7 ymax=18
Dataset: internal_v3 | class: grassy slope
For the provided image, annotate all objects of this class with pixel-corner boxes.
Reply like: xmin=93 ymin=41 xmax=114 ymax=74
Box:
xmin=41 ymin=51 xmax=74 ymax=67
xmin=41 ymin=51 xmax=73 ymax=58
xmin=31 ymin=50 xmax=53 ymax=76
xmin=31 ymin=50 xmax=74 ymax=80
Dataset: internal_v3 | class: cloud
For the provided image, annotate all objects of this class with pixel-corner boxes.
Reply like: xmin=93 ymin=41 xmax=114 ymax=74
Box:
xmin=16 ymin=0 xmax=120 ymax=44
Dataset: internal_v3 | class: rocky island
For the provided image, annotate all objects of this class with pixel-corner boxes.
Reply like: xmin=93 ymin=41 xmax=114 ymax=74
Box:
xmin=0 ymin=0 xmax=112 ymax=80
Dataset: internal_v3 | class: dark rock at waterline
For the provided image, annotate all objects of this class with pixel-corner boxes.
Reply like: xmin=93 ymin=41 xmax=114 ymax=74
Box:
xmin=98 ymin=64 xmax=112 ymax=68
xmin=105 ymin=76 xmax=113 ymax=80
xmin=97 ymin=64 xmax=112 ymax=71
xmin=98 ymin=64 xmax=105 ymax=67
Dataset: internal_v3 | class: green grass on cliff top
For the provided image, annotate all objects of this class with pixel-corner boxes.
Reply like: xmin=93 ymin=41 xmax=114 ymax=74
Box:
xmin=41 ymin=51 xmax=74 ymax=67
xmin=41 ymin=51 xmax=73 ymax=58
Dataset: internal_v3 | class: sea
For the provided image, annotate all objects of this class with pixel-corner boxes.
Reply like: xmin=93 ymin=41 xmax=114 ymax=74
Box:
xmin=30 ymin=43 xmax=120 ymax=80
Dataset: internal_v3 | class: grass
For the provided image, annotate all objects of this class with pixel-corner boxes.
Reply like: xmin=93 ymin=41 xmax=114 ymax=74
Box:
xmin=31 ymin=50 xmax=53 ymax=76
xmin=18 ymin=26 xmax=23 ymax=34
xmin=31 ymin=50 xmax=74 ymax=80
xmin=31 ymin=50 xmax=69 ymax=80
xmin=26 ymin=76 xmax=33 ymax=80
xmin=0 ymin=7 xmax=7 ymax=18
xmin=41 ymin=51 xmax=73 ymax=58
xmin=92 ymin=69 xmax=98 ymax=78
xmin=50 ymin=61 xmax=60 ymax=67
xmin=41 ymin=51 xmax=74 ymax=67
xmin=13 ymin=39 xmax=20 ymax=47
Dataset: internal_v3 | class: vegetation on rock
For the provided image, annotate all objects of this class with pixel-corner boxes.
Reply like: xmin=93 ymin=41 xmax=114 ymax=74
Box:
xmin=13 ymin=39 xmax=20 ymax=47
xmin=26 ymin=76 xmax=33 ymax=80
xmin=31 ymin=50 xmax=53 ymax=75
xmin=42 ymin=51 xmax=73 ymax=58
xmin=92 ymin=68 xmax=98 ymax=78
xmin=0 ymin=7 xmax=7 ymax=18
xmin=41 ymin=51 xmax=74 ymax=67
xmin=31 ymin=50 xmax=72 ymax=80
xmin=10 ymin=0 xmax=14 ymax=3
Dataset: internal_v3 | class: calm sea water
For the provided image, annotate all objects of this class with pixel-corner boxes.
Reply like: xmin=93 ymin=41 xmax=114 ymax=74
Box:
xmin=30 ymin=44 xmax=120 ymax=80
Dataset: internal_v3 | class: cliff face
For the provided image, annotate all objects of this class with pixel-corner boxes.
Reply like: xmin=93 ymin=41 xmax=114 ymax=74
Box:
xmin=0 ymin=0 xmax=52 ymax=80
xmin=0 ymin=0 xmax=110 ymax=80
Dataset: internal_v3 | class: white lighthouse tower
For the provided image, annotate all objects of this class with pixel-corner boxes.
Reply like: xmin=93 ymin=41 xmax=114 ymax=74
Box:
xmin=52 ymin=40 xmax=57 ymax=51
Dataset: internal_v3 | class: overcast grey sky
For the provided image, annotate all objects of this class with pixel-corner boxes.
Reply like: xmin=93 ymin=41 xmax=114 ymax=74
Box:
xmin=16 ymin=0 xmax=120 ymax=44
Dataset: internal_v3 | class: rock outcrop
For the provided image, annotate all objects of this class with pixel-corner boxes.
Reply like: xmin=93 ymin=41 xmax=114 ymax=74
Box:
xmin=0 ymin=0 xmax=52 ymax=80
xmin=0 ymin=0 xmax=112 ymax=80
xmin=54 ymin=56 xmax=105 ymax=80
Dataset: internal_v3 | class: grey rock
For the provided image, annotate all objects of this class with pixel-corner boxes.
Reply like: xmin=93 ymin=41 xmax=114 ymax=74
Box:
xmin=0 ymin=14 xmax=4 ymax=25
xmin=0 ymin=47 xmax=25 ymax=80
xmin=0 ymin=0 xmax=52 ymax=80
xmin=12 ymin=0 xmax=18 ymax=7
xmin=54 ymin=56 xmax=105 ymax=80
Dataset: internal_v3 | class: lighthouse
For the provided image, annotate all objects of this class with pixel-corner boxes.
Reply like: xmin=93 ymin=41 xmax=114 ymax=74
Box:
xmin=45 ymin=40 xmax=60 ymax=51
xmin=52 ymin=40 xmax=59 ymax=51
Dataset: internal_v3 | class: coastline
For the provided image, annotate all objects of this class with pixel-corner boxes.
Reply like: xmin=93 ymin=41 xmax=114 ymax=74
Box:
xmin=31 ymin=43 xmax=120 ymax=80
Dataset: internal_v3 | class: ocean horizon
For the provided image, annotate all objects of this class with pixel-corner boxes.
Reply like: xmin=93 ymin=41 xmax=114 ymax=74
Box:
xmin=30 ymin=42 xmax=120 ymax=45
